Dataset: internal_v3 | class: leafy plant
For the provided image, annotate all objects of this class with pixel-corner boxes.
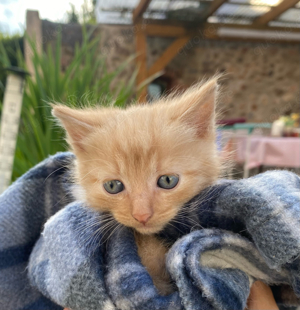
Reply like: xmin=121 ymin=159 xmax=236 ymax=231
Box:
xmin=0 ymin=28 xmax=137 ymax=180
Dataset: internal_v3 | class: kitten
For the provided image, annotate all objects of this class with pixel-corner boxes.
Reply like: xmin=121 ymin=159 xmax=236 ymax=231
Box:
xmin=52 ymin=77 xmax=221 ymax=295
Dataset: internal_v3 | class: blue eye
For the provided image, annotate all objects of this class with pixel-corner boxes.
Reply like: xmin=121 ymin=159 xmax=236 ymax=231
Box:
xmin=103 ymin=180 xmax=124 ymax=194
xmin=157 ymin=175 xmax=179 ymax=189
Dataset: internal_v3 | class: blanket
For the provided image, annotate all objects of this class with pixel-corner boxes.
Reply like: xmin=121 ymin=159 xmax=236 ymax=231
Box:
xmin=1 ymin=152 xmax=300 ymax=310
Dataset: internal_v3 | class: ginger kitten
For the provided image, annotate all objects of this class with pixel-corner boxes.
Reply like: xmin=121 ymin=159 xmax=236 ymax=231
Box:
xmin=52 ymin=77 xmax=221 ymax=295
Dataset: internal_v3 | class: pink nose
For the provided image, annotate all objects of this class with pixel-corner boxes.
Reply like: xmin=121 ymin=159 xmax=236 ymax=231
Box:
xmin=132 ymin=213 xmax=152 ymax=225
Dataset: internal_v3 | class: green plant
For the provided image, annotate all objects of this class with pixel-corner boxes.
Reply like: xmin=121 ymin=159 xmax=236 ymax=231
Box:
xmin=0 ymin=28 xmax=137 ymax=180
xmin=66 ymin=0 xmax=97 ymax=25
xmin=66 ymin=4 xmax=80 ymax=24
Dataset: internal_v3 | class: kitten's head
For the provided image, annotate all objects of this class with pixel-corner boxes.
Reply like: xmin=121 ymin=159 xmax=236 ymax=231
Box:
xmin=53 ymin=78 xmax=221 ymax=234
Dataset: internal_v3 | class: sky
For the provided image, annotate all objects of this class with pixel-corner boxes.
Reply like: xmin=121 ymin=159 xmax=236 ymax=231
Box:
xmin=0 ymin=0 xmax=85 ymax=34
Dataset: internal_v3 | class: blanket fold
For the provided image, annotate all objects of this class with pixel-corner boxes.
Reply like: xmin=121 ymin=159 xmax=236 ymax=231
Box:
xmin=1 ymin=152 xmax=300 ymax=310
xmin=215 ymin=172 xmax=300 ymax=269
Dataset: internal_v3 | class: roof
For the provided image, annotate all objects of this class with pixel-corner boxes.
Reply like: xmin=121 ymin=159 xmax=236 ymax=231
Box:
xmin=95 ymin=0 xmax=300 ymax=29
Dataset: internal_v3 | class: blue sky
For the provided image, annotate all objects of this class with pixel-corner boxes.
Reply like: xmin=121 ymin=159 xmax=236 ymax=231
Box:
xmin=0 ymin=0 xmax=84 ymax=34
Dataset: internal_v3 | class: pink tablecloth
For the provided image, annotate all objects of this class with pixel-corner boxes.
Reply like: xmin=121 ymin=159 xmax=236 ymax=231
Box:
xmin=234 ymin=137 xmax=300 ymax=169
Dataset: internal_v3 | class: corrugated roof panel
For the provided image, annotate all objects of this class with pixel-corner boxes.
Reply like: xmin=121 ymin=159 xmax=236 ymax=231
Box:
xmin=143 ymin=11 xmax=166 ymax=19
xmin=98 ymin=0 xmax=138 ymax=10
xmin=208 ymin=15 xmax=252 ymax=24
xmin=95 ymin=0 xmax=297 ymax=25
xmin=148 ymin=0 xmax=170 ymax=11
xmin=276 ymin=8 xmax=300 ymax=23
xmin=228 ymin=0 xmax=282 ymax=6
xmin=148 ymin=0 xmax=200 ymax=11
xmin=146 ymin=0 xmax=212 ymax=21
xmin=215 ymin=3 xmax=271 ymax=20
xmin=96 ymin=11 xmax=133 ymax=24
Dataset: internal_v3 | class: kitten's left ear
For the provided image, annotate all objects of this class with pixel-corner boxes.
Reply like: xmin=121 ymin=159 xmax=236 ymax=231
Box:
xmin=170 ymin=77 xmax=219 ymax=137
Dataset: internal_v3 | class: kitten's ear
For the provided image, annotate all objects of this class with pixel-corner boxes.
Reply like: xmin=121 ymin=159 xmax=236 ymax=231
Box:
xmin=52 ymin=105 xmax=97 ymax=151
xmin=170 ymin=77 xmax=218 ymax=137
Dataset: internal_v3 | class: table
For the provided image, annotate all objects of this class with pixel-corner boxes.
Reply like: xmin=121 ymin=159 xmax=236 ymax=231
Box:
xmin=234 ymin=137 xmax=300 ymax=172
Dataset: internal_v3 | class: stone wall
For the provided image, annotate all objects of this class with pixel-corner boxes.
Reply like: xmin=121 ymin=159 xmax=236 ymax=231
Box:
xmin=164 ymin=39 xmax=300 ymax=122
xmin=40 ymin=20 xmax=300 ymax=122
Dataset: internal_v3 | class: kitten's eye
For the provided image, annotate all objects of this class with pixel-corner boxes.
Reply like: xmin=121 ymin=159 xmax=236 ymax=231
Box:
xmin=103 ymin=180 xmax=124 ymax=194
xmin=157 ymin=175 xmax=179 ymax=189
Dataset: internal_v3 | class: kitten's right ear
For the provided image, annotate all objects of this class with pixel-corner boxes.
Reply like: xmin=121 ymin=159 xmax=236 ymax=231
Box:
xmin=52 ymin=105 xmax=96 ymax=151
xmin=168 ymin=77 xmax=219 ymax=138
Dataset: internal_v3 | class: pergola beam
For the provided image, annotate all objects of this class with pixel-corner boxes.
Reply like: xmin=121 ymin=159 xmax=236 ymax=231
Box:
xmin=133 ymin=0 xmax=152 ymax=23
xmin=253 ymin=0 xmax=299 ymax=25
xmin=135 ymin=28 xmax=148 ymax=102
xmin=144 ymin=22 xmax=300 ymax=38
xmin=148 ymin=36 xmax=191 ymax=76
xmin=145 ymin=24 xmax=188 ymax=37
xmin=134 ymin=0 xmax=299 ymax=102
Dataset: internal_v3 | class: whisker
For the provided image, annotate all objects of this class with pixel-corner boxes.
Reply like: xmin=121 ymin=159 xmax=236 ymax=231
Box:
xmin=101 ymin=222 xmax=122 ymax=245
xmin=43 ymin=165 xmax=71 ymax=183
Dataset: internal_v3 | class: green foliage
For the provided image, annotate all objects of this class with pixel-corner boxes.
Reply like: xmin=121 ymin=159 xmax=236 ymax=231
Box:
xmin=66 ymin=4 xmax=80 ymax=24
xmin=0 ymin=28 xmax=137 ymax=181
xmin=80 ymin=0 xmax=97 ymax=24
xmin=66 ymin=0 xmax=97 ymax=25
xmin=0 ymin=33 xmax=24 ymax=101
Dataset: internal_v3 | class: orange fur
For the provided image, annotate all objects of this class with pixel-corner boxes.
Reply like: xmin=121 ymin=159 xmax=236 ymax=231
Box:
xmin=52 ymin=77 xmax=221 ymax=294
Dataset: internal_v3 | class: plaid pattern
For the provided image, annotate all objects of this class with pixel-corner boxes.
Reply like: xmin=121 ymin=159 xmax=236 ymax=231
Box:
xmin=1 ymin=152 xmax=300 ymax=310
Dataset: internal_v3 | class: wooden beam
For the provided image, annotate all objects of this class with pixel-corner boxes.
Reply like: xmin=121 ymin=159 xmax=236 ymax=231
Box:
xmin=204 ymin=22 xmax=300 ymax=33
xmin=135 ymin=18 xmax=299 ymax=102
xmin=209 ymin=35 xmax=300 ymax=44
xmin=143 ymin=22 xmax=300 ymax=38
xmin=253 ymin=0 xmax=299 ymax=25
xmin=135 ymin=28 xmax=148 ymax=103
xmin=145 ymin=24 xmax=188 ymax=37
xmin=148 ymin=36 xmax=191 ymax=76
xmin=133 ymin=0 xmax=152 ymax=24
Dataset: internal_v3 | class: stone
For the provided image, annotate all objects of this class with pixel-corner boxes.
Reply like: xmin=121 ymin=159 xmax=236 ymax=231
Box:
xmin=36 ymin=19 xmax=300 ymax=123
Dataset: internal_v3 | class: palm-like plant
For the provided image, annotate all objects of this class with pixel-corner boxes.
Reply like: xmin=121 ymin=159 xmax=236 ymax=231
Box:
xmin=0 ymin=28 xmax=138 ymax=180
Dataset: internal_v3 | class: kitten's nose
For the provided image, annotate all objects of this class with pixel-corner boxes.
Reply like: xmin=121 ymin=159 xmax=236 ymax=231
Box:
xmin=132 ymin=213 xmax=152 ymax=225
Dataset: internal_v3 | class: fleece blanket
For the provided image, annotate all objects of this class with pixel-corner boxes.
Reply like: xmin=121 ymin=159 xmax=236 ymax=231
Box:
xmin=1 ymin=152 xmax=300 ymax=310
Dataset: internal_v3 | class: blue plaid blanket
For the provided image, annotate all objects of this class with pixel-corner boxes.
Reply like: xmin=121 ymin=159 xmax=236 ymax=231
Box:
xmin=1 ymin=152 xmax=300 ymax=310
